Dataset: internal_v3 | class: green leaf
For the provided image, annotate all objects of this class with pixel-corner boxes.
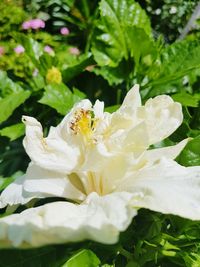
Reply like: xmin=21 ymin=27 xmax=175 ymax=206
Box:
xmin=126 ymin=261 xmax=140 ymax=267
xmin=93 ymin=59 xmax=135 ymax=85
xmin=93 ymin=28 xmax=156 ymax=85
xmin=105 ymin=105 xmax=120 ymax=113
xmin=62 ymin=249 xmax=100 ymax=267
xmin=147 ymin=39 xmax=200 ymax=96
xmin=14 ymin=33 xmax=43 ymax=67
xmin=172 ymin=92 xmax=200 ymax=107
xmin=125 ymin=27 xmax=156 ymax=66
xmin=39 ymin=54 xmax=58 ymax=76
xmin=0 ymin=91 xmax=31 ymax=123
xmin=73 ymin=88 xmax=86 ymax=100
xmin=0 ymin=70 xmax=23 ymax=97
xmin=182 ymin=252 xmax=200 ymax=267
xmin=0 ymin=245 xmax=72 ymax=267
xmin=176 ymin=136 xmax=200 ymax=166
xmin=159 ymin=39 xmax=200 ymax=77
xmin=62 ymin=54 xmax=95 ymax=82
xmin=190 ymin=106 xmax=200 ymax=131
xmin=0 ymin=171 xmax=23 ymax=191
xmin=0 ymin=123 xmax=25 ymax=141
xmin=0 ymin=177 xmax=14 ymax=191
xmin=92 ymin=0 xmax=152 ymax=67
xmin=39 ymin=84 xmax=85 ymax=115
xmin=31 ymin=73 xmax=45 ymax=91
xmin=93 ymin=66 xmax=125 ymax=85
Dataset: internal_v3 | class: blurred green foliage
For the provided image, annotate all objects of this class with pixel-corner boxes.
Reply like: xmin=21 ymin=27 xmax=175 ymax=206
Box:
xmin=138 ymin=0 xmax=200 ymax=42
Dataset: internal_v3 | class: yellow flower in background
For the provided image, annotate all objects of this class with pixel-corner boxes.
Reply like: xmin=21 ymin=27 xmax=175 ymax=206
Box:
xmin=46 ymin=66 xmax=62 ymax=84
xmin=1 ymin=85 xmax=200 ymax=248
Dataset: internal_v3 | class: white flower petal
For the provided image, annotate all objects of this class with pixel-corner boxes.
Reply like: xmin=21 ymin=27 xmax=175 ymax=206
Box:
xmin=80 ymin=144 xmax=111 ymax=173
xmin=120 ymin=158 xmax=200 ymax=220
xmin=137 ymin=95 xmax=183 ymax=144
xmin=22 ymin=116 xmax=80 ymax=173
xmin=0 ymin=164 xmax=85 ymax=208
xmin=93 ymin=100 xmax=104 ymax=118
xmin=80 ymin=153 xmax=133 ymax=195
xmin=100 ymin=155 xmax=133 ymax=194
xmin=23 ymin=164 xmax=85 ymax=201
xmin=0 ymin=176 xmax=38 ymax=208
xmin=106 ymin=85 xmax=141 ymax=134
xmin=120 ymin=122 xmax=149 ymax=155
xmin=0 ymin=192 xmax=136 ymax=248
xmin=145 ymin=138 xmax=189 ymax=162
xmin=118 ymin=84 xmax=141 ymax=115
xmin=75 ymin=99 xmax=92 ymax=110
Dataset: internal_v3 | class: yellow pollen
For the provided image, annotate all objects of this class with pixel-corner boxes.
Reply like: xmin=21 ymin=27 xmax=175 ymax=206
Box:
xmin=78 ymin=111 xmax=92 ymax=137
xmin=70 ymin=109 xmax=97 ymax=140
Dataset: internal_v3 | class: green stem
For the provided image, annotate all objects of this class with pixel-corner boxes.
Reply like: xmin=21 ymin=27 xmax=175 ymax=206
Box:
xmin=119 ymin=247 xmax=133 ymax=260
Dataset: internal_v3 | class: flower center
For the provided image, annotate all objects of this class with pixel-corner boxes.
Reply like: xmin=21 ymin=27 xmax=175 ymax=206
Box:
xmin=70 ymin=109 xmax=97 ymax=141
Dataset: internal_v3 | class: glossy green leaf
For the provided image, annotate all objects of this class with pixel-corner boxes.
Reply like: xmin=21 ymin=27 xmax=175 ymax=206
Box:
xmin=0 ymin=177 xmax=14 ymax=191
xmin=62 ymin=249 xmax=100 ymax=267
xmin=93 ymin=59 xmax=135 ymax=85
xmin=93 ymin=66 xmax=125 ymax=85
xmin=62 ymin=54 xmax=94 ymax=82
xmin=93 ymin=27 xmax=156 ymax=85
xmin=177 ymin=135 xmax=200 ymax=166
xmin=147 ymin=39 xmax=200 ymax=96
xmin=0 ymin=123 xmax=25 ymax=141
xmin=0 ymin=171 xmax=22 ymax=191
xmin=39 ymin=84 xmax=85 ymax=115
xmin=125 ymin=27 xmax=156 ymax=66
xmin=0 ymin=71 xmax=22 ymax=97
xmin=0 ymin=91 xmax=31 ymax=123
xmin=92 ymin=0 xmax=152 ymax=67
xmin=159 ymin=39 xmax=200 ymax=77
xmin=172 ymin=92 xmax=200 ymax=107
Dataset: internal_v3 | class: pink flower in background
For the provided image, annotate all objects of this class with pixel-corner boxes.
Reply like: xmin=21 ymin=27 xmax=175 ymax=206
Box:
xmin=30 ymin=19 xmax=45 ymax=29
xmin=69 ymin=47 xmax=80 ymax=55
xmin=44 ymin=45 xmax=54 ymax=55
xmin=14 ymin=45 xmax=25 ymax=54
xmin=22 ymin=21 xmax=31 ymax=30
xmin=0 ymin=46 xmax=5 ymax=56
xmin=60 ymin=27 xmax=70 ymax=35
xmin=22 ymin=19 xmax=45 ymax=30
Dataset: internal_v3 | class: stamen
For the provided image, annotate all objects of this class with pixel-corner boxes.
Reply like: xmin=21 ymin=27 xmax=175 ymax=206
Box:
xmin=70 ymin=109 xmax=98 ymax=142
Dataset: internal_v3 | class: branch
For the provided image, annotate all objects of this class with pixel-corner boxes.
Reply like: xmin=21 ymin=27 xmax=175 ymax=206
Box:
xmin=178 ymin=1 xmax=200 ymax=40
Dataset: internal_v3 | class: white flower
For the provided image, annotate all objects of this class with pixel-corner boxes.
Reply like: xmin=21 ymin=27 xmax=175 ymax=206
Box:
xmin=1 ymin=84 xmax=200 ymax=248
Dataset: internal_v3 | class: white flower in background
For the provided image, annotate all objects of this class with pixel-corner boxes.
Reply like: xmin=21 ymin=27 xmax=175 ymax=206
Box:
xmin=1 ymin=84 xmax=200 ymax=248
